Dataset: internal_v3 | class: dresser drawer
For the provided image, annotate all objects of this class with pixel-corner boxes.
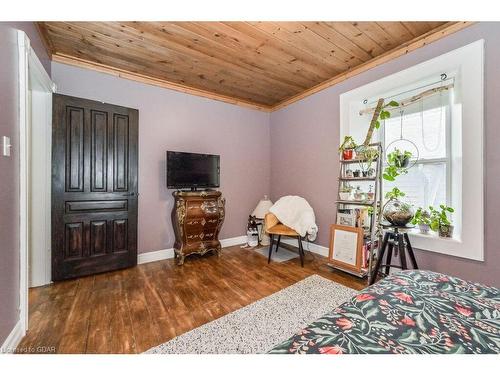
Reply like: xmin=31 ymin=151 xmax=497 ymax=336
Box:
xmin=185 ymin=217 xmax=220 ymax=230
xmin=186 ymin=199 xmax=220 ymax=218
xmin=186 ymin=230 xmax=216 ymax=243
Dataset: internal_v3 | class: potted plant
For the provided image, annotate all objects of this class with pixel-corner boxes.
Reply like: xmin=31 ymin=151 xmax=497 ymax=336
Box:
xmin=339 ymin=185 xmax=352 ymax=201
xmin=382 ymin=187 xmax=414 ymax=226
xmin=411 ymin=207 xmax=431 ymax=234
xmin=338 ymin=136 xmax=357 ymax=160
xmin=383 ymin=149 xmax=413 ymax=181
xmin=429 ymin=205 xmax=455 ymax=238
xmin=389 ymin=148 xmax=412 ymax=168
xmin=353 ymin=169 xmax=361 ymax=178
xmin=355 ymin=146 xmax=379 ymax=171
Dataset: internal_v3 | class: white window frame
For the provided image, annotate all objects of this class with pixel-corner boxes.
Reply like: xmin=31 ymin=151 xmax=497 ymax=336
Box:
xmin=380 ymin=100 xmax=452 ymax=209
xmin=339 ymin=40 xmax=484 ymax=262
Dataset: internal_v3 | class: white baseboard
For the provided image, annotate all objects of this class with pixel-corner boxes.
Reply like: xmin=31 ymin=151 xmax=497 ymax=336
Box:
xmin=137 ymin=248 xmax=176 ymax=264
xmin=137 ymin=235 xmax=247 ymax=265
xmin=280 ymin=238 xmax=329 ymax=257
xmin=220 ymin=235 xmax=247 ymax=248
xmin=1 ymin=320 xmax=24 ymax=354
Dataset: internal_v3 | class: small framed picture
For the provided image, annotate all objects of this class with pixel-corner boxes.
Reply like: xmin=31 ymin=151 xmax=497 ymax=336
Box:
xmin=337 ymin=211 xmax=356 ymax=227
xmin=328 ymin=224 xmax=363 ymax=273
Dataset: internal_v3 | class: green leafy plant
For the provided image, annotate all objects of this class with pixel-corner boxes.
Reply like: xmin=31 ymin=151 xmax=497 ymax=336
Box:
xmin=411 ymin=207 xmax=431 ymax=226
xmin=338 ymin=136 xmax=357 ymax=153
xmin=355 ymin=146 xmax=379 ymax=169
xmin=388 ymin=148 xmax=412 ymax=168
xmin=385 ymin=187 xmax=405 ymax=201
xmin=429 ymin=205 xmax=454 ymax=231
xmin=362 ymin=100 xmax=399 ymax=148
xmin=383 ymin=149 xmax=413 ymax=181
xmin=373 ymin=100 xmax=399 ymax=130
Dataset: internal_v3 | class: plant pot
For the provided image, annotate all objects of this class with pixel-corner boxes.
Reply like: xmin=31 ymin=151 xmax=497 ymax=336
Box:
xmin=396 ymin=156 xmax=410 ymax=168
xmin=342 ymin=149 xmax=354 ymax=160
xmin=362 ymin=171 xmax=368 ymax=177
xmin=439 ymin=224 xmax=454 ymax=238
xmin=418 ymin=223 xmax=430 ymax=234
xmin=339 ymin=192 xmax=351 ymax=200
xmin=353 ymin=170 xmax=361 ymax=178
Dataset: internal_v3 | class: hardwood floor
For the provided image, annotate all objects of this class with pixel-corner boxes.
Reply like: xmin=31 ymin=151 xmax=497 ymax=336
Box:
xmin=17 ymin=245 xmax=365 ymax=354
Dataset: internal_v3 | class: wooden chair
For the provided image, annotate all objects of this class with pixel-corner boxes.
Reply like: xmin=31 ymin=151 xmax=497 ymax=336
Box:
xmin=264 ymin=213 xmax=305 ymax=267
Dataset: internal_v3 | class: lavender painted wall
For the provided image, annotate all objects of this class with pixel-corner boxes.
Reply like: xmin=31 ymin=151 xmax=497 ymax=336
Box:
xmin=270 ymin=22 xmax=500 ymax=287
xmin=51 ymin=62 xmax=271 ymax=254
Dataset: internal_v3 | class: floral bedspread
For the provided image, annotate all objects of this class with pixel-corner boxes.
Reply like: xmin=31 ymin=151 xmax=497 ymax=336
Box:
xmin=269 ymin=270 xmax=500 ymax=354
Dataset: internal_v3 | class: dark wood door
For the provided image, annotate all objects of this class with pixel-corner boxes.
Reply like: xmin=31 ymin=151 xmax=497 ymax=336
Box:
xmin=51 ymin=94 xmax=139 ymax=281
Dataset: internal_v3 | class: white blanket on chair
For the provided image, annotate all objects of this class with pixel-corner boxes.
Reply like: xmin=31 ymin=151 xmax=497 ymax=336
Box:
xmin=269 ymin=196 xmax=318 ymax=241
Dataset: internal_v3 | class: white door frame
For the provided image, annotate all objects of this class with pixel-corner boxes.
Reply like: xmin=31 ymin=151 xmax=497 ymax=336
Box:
xmin=18 ymin=30 xmax=55 ymax=332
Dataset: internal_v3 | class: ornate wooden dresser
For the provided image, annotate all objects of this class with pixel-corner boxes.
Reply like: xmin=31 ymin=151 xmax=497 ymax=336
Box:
xmin=171 ymin=190 xmax=225 ymax=265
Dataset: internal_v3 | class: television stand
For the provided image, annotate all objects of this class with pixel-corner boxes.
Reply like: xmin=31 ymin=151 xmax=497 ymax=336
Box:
xmin=171 ymin=190 xmax=225 ymax=265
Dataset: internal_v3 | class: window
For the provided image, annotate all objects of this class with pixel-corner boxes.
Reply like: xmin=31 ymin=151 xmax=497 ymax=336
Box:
xmin=381 ymin=85 xmax=451 ymax=211
xmin=339 ymin=40 xmax=484 ymax=261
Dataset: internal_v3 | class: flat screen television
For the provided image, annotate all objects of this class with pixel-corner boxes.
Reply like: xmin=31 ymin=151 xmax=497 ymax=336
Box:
xmin=166 ymin=151 xmax=220 ymax=190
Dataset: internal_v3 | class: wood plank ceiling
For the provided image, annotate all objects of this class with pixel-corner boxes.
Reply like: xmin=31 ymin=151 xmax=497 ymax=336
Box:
xmin=38 ymin=22 xmax=470 ymax=111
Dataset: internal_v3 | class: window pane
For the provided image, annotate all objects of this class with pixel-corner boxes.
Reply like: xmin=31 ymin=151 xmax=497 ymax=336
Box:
xmin=384 ymin=106 xmax=447 ymax=160
xmin=383 ymin=162 xmax=447 ymax=209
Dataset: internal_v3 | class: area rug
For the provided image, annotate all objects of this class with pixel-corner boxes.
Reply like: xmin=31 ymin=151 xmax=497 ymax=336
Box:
xmin=254 ymin=245 xmax=299 ymax=262
xmin=145 ymin=274 xmax=357 ymax=354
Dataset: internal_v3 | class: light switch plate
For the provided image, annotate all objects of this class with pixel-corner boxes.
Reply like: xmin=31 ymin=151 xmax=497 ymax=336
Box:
xmin=2 ymin=136 xmax=11 ymax=157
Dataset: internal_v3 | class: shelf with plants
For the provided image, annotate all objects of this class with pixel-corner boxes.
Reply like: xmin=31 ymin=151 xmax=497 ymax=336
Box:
xmin=336 ymin=200 xmax=375 ymax=206
xmin=333 ymin=99 xmax=401 ymax=283
xmin=338 ymin=177 xmax=377 ymax=182
xmin=340 ymin=158 xmax=378 ymax=164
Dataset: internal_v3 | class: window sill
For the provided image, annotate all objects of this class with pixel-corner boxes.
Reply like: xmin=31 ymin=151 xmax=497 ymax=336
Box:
xmin=406 ymin=229 xmax=481 ymax=261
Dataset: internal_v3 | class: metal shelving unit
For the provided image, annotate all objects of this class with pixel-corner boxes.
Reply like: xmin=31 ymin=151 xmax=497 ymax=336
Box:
xmin=329 ymin=143 xmax=383 ymax=284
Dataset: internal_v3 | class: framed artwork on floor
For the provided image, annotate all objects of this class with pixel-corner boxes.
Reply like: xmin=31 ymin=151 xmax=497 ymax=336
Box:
xmin=328 ymin=224 xmax=363 ymax=273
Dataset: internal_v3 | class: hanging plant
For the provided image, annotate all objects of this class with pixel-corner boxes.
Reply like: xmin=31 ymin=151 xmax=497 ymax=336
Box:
xmin=383 ymin=149 xmax=413 ymax=181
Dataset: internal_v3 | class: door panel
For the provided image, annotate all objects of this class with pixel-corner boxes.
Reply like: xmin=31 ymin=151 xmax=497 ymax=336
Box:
xmin=90 ymin=220 xmax=107 ymax=256
xmin=90 ymin=110 xmax=108 ymax=192
xmin=52 ymin=94 xmax=138 ymax=281
xmin=113 ymin=114 xmax=129 ymax=192
xmin=65 ymin=106 xmax=84 ymax=192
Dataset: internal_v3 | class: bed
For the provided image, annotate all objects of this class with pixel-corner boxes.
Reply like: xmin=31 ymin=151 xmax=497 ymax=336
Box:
xmin=269 ymin=270 xmax=500 ymax=354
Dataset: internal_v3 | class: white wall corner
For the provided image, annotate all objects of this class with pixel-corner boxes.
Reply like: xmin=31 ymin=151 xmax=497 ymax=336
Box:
xmin=0 ymin=320 xmax=24 ymax=354
xmin=137 ymin=235 xmax=247 ymax=265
